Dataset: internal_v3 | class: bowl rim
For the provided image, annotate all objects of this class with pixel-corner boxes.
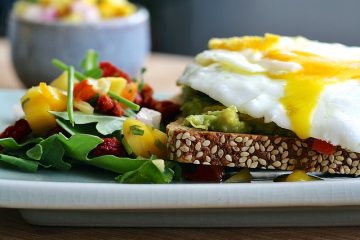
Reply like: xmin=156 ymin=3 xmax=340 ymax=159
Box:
xmin=9 ymin=6 xmax=149 ymax=28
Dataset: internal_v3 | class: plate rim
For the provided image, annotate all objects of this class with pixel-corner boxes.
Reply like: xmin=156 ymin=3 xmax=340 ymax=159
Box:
xmin=1 ymin=178 xmax=360 ymax=209
xmin=1 ymin=90 xmax=360 ymax=211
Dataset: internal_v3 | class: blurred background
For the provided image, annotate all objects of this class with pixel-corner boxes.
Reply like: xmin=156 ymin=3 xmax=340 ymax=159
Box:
xmin=2 ymin=0 xmax=360 ymax=56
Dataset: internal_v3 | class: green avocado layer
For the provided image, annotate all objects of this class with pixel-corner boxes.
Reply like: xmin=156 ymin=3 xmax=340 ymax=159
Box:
xmin=181 ymin=87 xmax=295 ymax=137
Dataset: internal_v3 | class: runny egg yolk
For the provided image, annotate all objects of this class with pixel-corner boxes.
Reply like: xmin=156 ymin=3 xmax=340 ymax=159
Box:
xmin=209 ymin=34 xmax=360 ymax=139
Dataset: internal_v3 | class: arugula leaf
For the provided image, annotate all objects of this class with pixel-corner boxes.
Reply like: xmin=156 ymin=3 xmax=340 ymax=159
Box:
xmin=67 ymin=66 xmax=75 ymax=126
xmin=84 ymin=68 xmax=103 ymax=79
xmin=26 ymin=144 xmax=42 ymax=160
xmin=115 ymin=160 xmax=174 ymax=183
xmin=58 ymin=134 xmax=174 ymax=182
xmin=51 ymin=111 xmax=125 ymax=135
xmin=56 ymin=117 xmax=100 ymax=136
xmin=56 ymin=118 xmax=78 ymax=135
xmin=0 ymin=154 xmax=38 ymax=172
xmin=0 ymin=137 xmax=43 ymax=152
xmin=165 ymin=161 xmax=182 ymax=181
xmin=0 ymin=133 xmax=176 ymax=183
xmin=58 ymin=133 xmax=102 ymax=160
xmin=80 ymin=50 xmax=99 ymax=72
xmin=26 ymin=135 xmax=71 ymax=170
xmin=80 ymin=50 xmax=103 ymax=79
xmin=57 ymin=133 xmax=146 ymax=172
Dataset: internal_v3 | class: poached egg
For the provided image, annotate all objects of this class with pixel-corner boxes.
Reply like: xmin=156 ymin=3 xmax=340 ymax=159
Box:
xmin=178 ymin=34 xmax=360 ymax=153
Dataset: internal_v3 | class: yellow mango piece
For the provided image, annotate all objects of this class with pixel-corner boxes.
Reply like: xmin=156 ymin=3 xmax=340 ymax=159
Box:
xmin=105 ymin=77 xmax=127 ymax=95
xmin=21 ymin=83 xmax=67 ymax=136
xmin=50 ymin=72 xmax=67 ymax=91
xmin=50 ymin=71 xmax=79 ymax=91
xmin=123 ymin=118 xmax=167 ymax=159
xmin=152 ymin=128 xmax=168 ymax=158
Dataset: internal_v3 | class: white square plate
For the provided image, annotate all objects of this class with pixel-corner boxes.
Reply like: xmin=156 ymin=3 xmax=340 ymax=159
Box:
xmin=1 ymin=89 xmax=360 ymax=227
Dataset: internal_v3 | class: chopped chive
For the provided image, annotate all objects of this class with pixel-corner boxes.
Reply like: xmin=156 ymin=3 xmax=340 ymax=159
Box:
xmin=129 ymin=125 xmax=144 ymax=136
xmin=67 ymin=66 xmax=75 ymax=126
xmin=52 ymin=59 xmax=87 ymax=81
xmin=108 ymin=91 xmax=140 ymax=111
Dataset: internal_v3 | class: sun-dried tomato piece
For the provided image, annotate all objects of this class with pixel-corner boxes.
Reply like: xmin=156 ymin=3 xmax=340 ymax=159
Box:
xmin=0 ymin=119 xmax=32 ymax=143
xmin=97 ymin=95 xmax=115 ymax=112
xmin=182 ymin=164 xmax=225 ymax=182
xmin=153 ymin=100 xmax=180 ymax=123
xmin=140 ymin=84 xmax=156 ymax=108
xmin=139 ymin=84 xmax=180 ymax=123
xmin=91 ymin=137 xmax=125 ymax=157
xmin=112 ymin=101 xmax=124 ymax=117
xmin=97 ymin=95 xmax=125 ymax=117
xmin=99 ymin=61 xmax=131 ymax=83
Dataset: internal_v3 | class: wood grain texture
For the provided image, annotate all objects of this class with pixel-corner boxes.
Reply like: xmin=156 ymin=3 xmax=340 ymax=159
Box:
xmin=1 ymin=209 xmax=360 ymax=240
xmin=1 ymin=38 xmax=360 ymax=239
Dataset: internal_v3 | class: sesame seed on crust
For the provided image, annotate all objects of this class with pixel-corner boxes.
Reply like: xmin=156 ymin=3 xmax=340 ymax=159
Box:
xmin=166 ymin=121 xmax=360 ymax=176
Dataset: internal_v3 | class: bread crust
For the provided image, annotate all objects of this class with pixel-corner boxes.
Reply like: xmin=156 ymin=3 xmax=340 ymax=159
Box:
xmin=166 ymin=121 xmax=360 ymax=175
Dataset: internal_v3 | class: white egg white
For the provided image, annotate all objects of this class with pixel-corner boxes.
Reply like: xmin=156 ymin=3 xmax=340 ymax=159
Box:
xmin=178 ymin=37 xmax=360 ymax=153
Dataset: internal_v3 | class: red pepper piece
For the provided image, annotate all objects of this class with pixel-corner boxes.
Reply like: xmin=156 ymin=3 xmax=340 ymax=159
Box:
xmin=99 ymin=61 xmax=131 ymax=83
xmin=73 ymin=80 xmax=97 ymax=102
xmin=312 ymin=139 xmax=336 ymax=155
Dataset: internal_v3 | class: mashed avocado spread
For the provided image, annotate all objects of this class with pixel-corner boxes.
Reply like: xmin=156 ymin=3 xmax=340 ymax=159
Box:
xmin=181 ymin=87 xmax=295 ymax=137
xmin=184 ymin=106 xmax=250 ymax=133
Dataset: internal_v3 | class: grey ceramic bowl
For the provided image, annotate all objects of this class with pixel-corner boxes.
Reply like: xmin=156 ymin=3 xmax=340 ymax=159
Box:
xmin=8 ymin=7 xmax=150 ymax=87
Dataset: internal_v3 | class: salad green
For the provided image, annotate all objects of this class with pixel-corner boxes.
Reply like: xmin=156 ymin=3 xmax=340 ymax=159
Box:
xmin=0 ymin=50 xmax=180 ymax=183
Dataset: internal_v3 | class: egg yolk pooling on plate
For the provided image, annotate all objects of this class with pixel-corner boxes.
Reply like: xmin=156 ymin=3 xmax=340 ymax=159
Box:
xmin=209 ymin=34 xmax=360 ymax=139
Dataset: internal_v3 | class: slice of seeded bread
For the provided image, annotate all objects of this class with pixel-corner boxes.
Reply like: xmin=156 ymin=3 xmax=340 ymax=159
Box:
xmin=166 ymin=121 xmax=360 ymax=175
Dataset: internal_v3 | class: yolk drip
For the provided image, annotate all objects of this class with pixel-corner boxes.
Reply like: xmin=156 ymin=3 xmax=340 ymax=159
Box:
xmin=208 ymin=34 xmax=360 ymax=139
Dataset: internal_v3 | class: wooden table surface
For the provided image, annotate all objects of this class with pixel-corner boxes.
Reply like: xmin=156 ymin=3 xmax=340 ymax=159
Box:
xmin=1 ymin=38 xmax=360 ymax=240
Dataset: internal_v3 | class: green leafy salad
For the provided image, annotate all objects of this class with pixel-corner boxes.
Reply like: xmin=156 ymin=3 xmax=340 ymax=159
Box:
xmin=0 ymin=50 xmax=181 ymax=183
